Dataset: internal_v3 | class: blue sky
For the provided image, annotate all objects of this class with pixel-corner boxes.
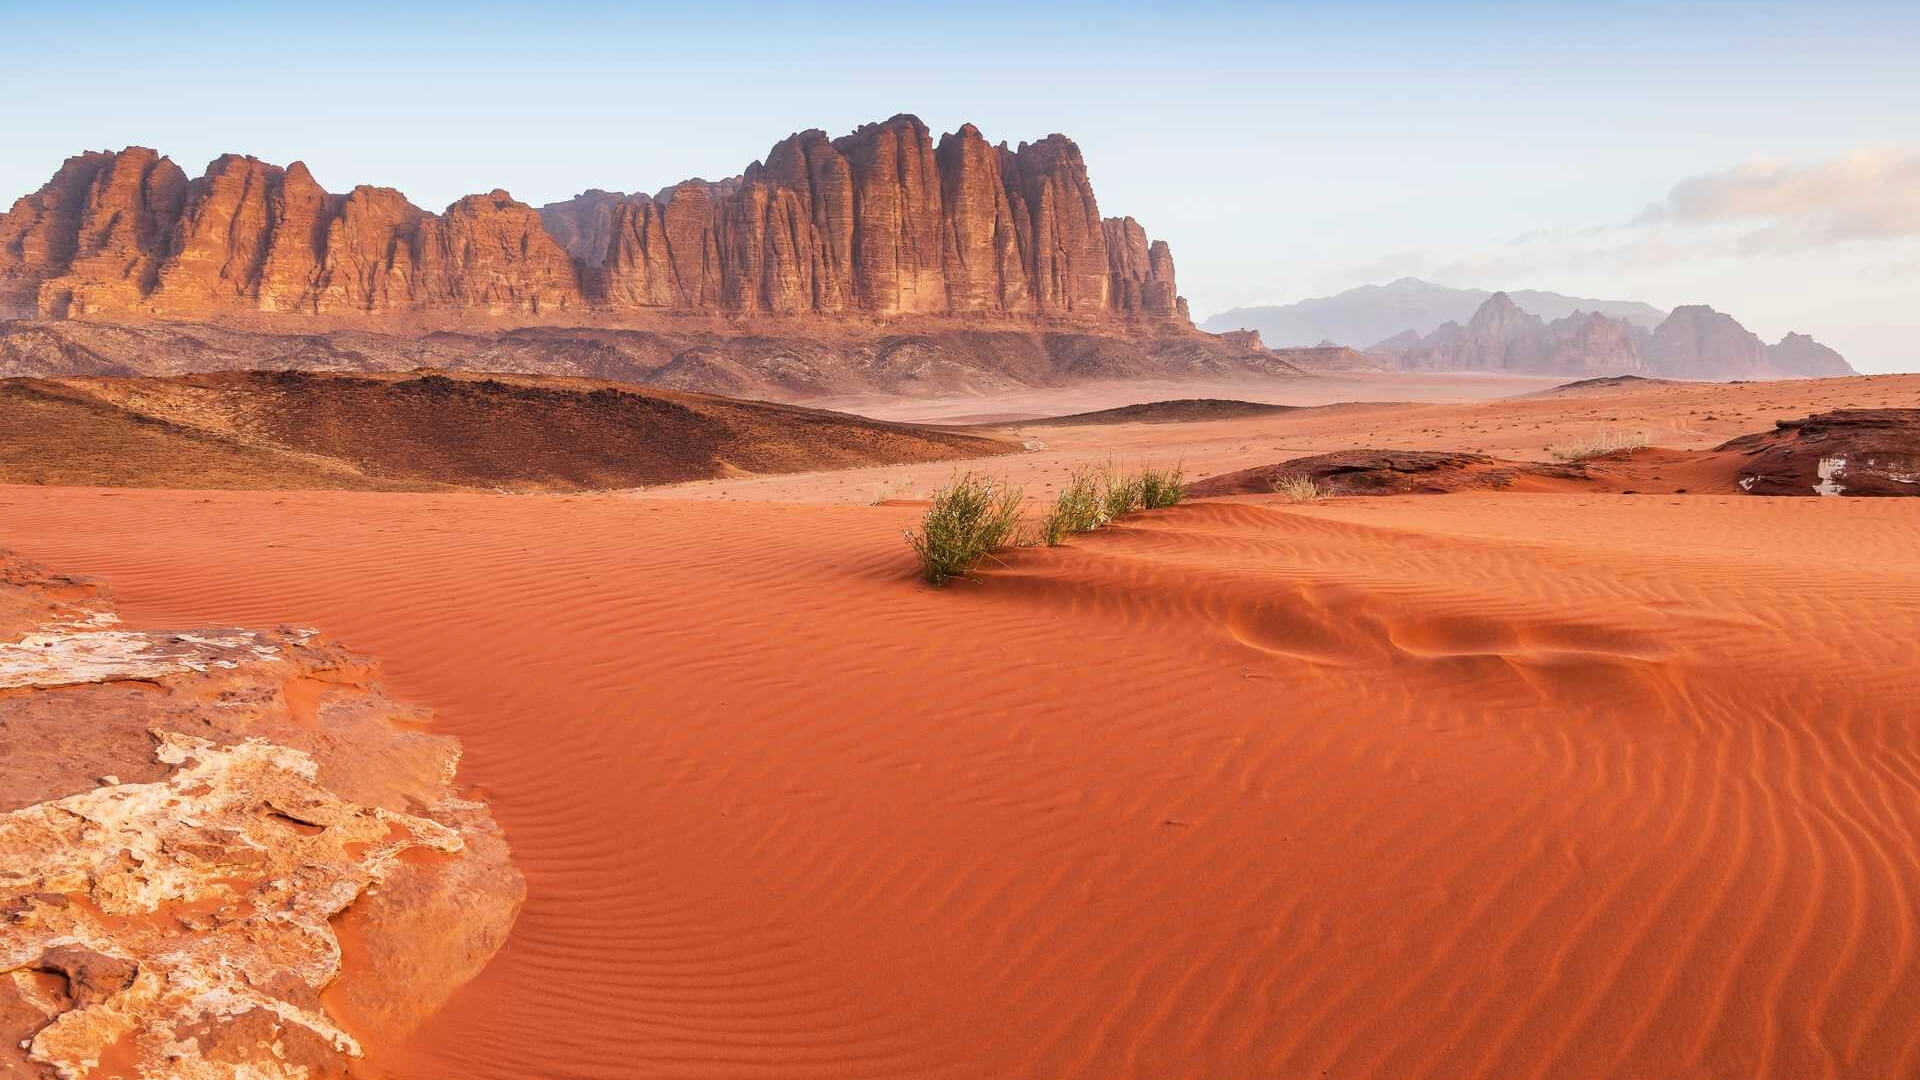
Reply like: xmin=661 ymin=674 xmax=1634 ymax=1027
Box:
xmin=4 ymin=0 xmax=1917 ymax=368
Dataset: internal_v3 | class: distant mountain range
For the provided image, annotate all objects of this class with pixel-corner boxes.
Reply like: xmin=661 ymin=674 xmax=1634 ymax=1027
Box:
xmin=1202 ymin=278 xmax=1667 ymax=347
xmin=1371 ymin=293 xmax=1850 ymax=379
xmin=1203 ymin=278 xmax=1851 ymax=379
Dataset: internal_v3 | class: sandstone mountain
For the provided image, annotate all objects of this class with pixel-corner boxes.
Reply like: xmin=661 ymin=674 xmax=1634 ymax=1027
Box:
xmin=1764 ymin=332 xmax=1853 ymax=378
xmin=1368 ymin=293 xmax=1853 ymax=379
xmin=0 ymin=117 xmax=1317 ymax=398
xmin=1 ymin=117 xmax=1183 ymax=327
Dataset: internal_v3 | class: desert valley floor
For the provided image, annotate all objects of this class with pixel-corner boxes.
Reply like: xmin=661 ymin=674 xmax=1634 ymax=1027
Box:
xmin=5 ymin=371 xmax=1920 ymax=1079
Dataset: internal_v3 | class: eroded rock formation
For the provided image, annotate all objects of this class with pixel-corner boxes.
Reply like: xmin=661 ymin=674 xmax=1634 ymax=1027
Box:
xmin=0 ymin=553 xmax=524 ymax=1078
xmin=2 ymin=116 xmax=1185 ymax=327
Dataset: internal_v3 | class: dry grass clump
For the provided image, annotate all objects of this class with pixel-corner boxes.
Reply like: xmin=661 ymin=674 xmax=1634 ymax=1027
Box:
xmin=1547 ymin=429 xmax=1650 ymax=461
xmin=1271 ymin=473 xmax=1327 ymax=502
xmin=905 ymin=473 xmax=1025 ymax=585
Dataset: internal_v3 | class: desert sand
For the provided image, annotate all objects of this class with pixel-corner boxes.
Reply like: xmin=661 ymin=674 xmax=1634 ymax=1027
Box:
xmin=4 ymin=372 xmax=1919 ymax=1079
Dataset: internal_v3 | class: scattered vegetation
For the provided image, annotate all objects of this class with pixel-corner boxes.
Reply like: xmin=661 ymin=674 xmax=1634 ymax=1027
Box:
xmin=1039 ymin=464 xmax=1183 ymax=546
xmin=1271 ymin=473 xmax=1327 ymax=502
xmin=905 ymin=474 xmax=1026 ymax=585
xmin=1547 ymin=429 xmax=1651 ymax=461
xmin=906 ymin=465 xmax=1187 ymax=581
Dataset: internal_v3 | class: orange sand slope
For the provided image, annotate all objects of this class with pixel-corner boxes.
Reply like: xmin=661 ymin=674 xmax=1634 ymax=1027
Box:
xmin=4 ymin=484 xmax=1918 ymax=1079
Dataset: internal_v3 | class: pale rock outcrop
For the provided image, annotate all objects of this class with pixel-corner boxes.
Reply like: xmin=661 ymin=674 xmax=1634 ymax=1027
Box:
xmin=0 ymin=554 xmax=524 ymax=1079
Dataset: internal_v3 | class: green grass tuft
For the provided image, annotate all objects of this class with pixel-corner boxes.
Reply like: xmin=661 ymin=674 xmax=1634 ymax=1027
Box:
xmin=1101 ymin=471 xmax=1145 ymax=521
xmin=905 ymin=473 xmax=1026 ymax=585
xmin=1039 ymin=468 xmax=1111 ymax=545
xmin=1038 ymin=464 xmax=1182 ymax=545
xmin=1139 ymin=464 xmax=1185 ymax=509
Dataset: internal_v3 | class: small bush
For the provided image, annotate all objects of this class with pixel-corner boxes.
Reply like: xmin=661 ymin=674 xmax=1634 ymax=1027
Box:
xmin=1271 ymin=473 xmax=1326 ymax=502
xmin=1140 ymin=465 xmax=1185 ymax=509
xmin=1039 ymin=468 xmax=1111 ymax=545
xmin=1038 ymin=464 xmax=1183 ymax=545
xmin=1547 ymin=429 xmax=1650 ymax=461
xmin=905 ymin=474 xmax=1026 ymax=585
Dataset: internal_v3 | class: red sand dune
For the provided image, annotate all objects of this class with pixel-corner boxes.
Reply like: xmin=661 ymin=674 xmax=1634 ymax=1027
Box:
xmin=4 ymin=478 xmax=1919 ymax=1079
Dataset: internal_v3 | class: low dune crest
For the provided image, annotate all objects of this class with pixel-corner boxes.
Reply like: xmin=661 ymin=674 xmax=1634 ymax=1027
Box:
xmin=0 ymin=369 xmax=1014 ymax=490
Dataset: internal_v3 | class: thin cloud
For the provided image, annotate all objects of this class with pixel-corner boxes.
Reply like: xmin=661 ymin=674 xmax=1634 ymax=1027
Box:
xmin=1339 ymin=146 xmax=1920 ymax=288
xmin=1636 ymin=146 xmax=1920 ymax=251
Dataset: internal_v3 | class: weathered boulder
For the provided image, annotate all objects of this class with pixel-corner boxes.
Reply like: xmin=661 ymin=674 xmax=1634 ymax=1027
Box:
xmin=1718 ymin=409 xmax=1920 ymax=496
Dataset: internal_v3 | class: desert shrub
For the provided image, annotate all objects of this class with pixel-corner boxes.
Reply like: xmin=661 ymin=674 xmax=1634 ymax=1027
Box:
xmin=1271 ymin=473 xmax=1326 ymax=502
xmin=905 ymin=474 xmax=1026 ymax=585
xmin=1038 ymin=468 xmax=1111 ymax=545
xmin=1547 ymin=429 xmax=1650 ymax=461
xmin=1101 ymin=470 xmax=1145 ymax=521
xmin=1139 ymin=464 xmax=1185 ymax=509
xmin=1038 ymin=464 xmax=1183 ymax=545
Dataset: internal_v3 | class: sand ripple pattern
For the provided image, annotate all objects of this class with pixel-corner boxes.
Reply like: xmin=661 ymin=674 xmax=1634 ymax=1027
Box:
xmin=2 ymin=488 xmax=1917 ymax=1079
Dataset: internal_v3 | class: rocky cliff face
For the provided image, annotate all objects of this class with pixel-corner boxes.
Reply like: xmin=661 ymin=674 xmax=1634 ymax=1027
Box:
xmin=543 ymin=117 xmax=1183 ymax=322
xmin=1371 ymin=294 xmax=1848 ymax=379
xmin=0 ymin=148 xmax=189 ymax=318
xmin=3 ymin=116 xmax=1186 ymax=329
